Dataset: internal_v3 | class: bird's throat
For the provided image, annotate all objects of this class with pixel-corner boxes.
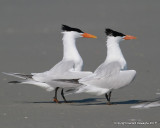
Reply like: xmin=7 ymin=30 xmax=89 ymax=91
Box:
xmin=105 ymin=37 xmax=127 ymax=69
xmin=62 ymin=33 xmax=82 ymax=61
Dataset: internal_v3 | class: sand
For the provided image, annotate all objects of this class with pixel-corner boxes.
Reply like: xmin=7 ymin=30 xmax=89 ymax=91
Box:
xmin=0 ymin=0 xmax=160 ymax=128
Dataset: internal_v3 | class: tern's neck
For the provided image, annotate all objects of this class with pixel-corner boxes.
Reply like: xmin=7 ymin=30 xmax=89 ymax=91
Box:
xmin=105 ymin=37 xmax=126 ymax=68
xmin=62 ymin=33 xmax=81 ymax=61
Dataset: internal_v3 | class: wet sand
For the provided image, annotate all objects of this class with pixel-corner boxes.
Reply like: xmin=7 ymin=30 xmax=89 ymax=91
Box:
xmin=0 ymin=0 xmax=160 ymax=128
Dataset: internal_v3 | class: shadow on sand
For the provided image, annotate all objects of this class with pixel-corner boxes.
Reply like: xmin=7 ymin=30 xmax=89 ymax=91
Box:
xmin=19 ymin=98 xmax=102 ymax=104
xmin=71 ymin=99 xmax=149 ymax=106
xmin=16 ymin=97 xmax=160 ymax=106
xmin=70 ymin=96 xmax=160 ymax=106
xmin=76 ymin=97 xmax=160 ymax=106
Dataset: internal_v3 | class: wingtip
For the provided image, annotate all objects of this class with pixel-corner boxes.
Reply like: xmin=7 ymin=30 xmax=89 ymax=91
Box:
xmin=8 ymin=81 xmax=21 ymax=84
xmin=2 ymin=72 xmax=14 ymax=76
xmin=2 ymin=72 xmax=9 ymax=75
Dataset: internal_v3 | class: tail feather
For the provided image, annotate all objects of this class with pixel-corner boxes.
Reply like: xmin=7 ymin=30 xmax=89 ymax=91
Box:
xmin=64 ymin=85 xmax=85 ymax=96
xmin=8 ymin=79 xmax=54 ymax=91
xmin=2 ymin=72 xmax=54 ymax=91
xmin=8 ymin=81 xmax=22 ymax=83
xmin=2 ymin=72 xmax=33 ymax=79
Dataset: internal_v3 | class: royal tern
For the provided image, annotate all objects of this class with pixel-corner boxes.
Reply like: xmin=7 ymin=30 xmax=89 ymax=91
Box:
xmin=3 ymin=25 xmax=97 ymax=103
xmin=68 ymin=28 xmax=136 ymax=105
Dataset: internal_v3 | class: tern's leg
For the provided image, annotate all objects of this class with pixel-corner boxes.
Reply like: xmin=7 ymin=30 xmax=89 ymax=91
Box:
xmin=105 ymin=91 xmax=112 ymax=105
xmin=53 ymin=87 xmax=59 ymax=103
xmin=61 ymin=89 xmax=69 ymax=103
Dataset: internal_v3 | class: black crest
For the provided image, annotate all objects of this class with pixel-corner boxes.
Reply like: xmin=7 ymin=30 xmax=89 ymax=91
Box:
xmin=105 ymin=28 xmax=125 ymax=37
xmin=62 ymin=25 xmax=84 ymax=33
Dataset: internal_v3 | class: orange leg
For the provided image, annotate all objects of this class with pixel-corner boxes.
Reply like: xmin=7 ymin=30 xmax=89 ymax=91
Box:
xmin=53 ymin=87 xmax=59 ymax=103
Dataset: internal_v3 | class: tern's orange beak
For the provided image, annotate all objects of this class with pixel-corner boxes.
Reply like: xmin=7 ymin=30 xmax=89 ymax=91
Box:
xmin=123 ymin=35 xmax=136 ymax=40
xmin=82 ymin=33 xmax=97 ymax=38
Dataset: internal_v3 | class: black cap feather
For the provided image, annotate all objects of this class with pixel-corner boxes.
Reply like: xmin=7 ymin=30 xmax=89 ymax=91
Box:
xmin=62 ymin=25 xmax=84 ymax=33
xmin=105 ymin=28 xmax=125 ymax=37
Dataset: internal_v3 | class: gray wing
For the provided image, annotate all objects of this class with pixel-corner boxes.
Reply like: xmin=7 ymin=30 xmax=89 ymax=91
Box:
xmin=2 ymin=72 xmax=33 ymax=79
xmin=79 ymin=61 xmax=121 ymax=83
xmin=32 ymin=60 xmax=92 ymax=82
xmin=48 ymin=60 xmax=75 ymax=73
xmin=32 ymin=60 xmax=75 ymax=81
xmin=48 ymin=60 xmax=92 ymax=79
xmin=94 ymin=61 xmax=121 ymax=77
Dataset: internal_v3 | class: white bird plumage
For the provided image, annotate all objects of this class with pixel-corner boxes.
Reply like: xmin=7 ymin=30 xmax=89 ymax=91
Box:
xmin=70 ymin=28 xmax=137 ymax=104
xmin=3 ymin=25 xmax=97 ymax=103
